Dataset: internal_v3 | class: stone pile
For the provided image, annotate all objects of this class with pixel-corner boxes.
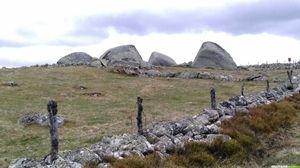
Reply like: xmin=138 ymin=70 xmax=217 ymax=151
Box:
xmin=9 ymin=76 xmax=300 ymax=168
xmin=18 ymin=113 xmax=64 ymax=127
xmin=244 ymin=62 xmax=300 ymax=70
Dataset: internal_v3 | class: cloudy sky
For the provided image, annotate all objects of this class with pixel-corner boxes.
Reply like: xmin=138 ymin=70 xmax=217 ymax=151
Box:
xmin=0 ymin=0 xmax=300 ymax=67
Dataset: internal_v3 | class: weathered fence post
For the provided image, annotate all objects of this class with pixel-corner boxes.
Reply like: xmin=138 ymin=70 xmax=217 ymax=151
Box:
xmin=210 ymin=88 xmax=216 ymax=109
xmin=47 ymin=100 xmax=59 ymax=163
xmin=266 ymin=80 xmax=270 ymax=92
xmin=287 ymin=70 xmax=293 ymax=89
xmin=241 ymin=82 xmax=245 ymax=96
xmin=136 ymin=97 xmax=143 ymax=135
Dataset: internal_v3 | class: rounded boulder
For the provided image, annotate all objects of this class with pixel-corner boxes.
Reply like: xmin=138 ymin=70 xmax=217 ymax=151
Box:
xmin=192 ymin=41 xmax=237 ymax=70
xmin=57 ymin=52 xmax=93 ymax=65
xmin=100 ymin=45 xmax=146 ymax=68
xmin=149 ymin=52 xmax=176 ymax=66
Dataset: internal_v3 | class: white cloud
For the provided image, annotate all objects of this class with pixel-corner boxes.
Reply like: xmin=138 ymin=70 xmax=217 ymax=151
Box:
xmin=0 ymin=0 xmax=299 ymax=68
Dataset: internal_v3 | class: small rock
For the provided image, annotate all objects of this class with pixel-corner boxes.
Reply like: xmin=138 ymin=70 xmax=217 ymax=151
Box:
xmin=18 ymin=113 xmax=64 ymax=127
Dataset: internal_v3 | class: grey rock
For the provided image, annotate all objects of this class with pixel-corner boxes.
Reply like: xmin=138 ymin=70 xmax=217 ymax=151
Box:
xmin=202 ymin=109 xmax=219 ymax=122
xmin=192 ymin=114 xmax=210 ymax=125
xmin=235 ymin=106 xmax=249 ymax=113
xmin=160 ymin=72 xmax=178 ymax=78
xmin=153 ymin=136 xmax=174 ymax=154
xmin=197 ymin=72 xmax=212 ymax=79
xmin=149 ymin=52 xmax=176 ymax=66
xmin=57 ymin=52 xmax=93 ymax=65
xmin=244 ymin=74 xmax=267 ymax=81
xmin=18 ymin=113 xmax=64 ymax=127
xmin=229 ymin=96 xmax=248 ymax=106
xmin=64 ymin=149 xmax=102 ymax=165
xmin=9 ymin=156 xmax=82 ymax=168
xmin=1 ymin=81 xmax=18 ymax=87
xmin=219 ymin=115 xmax=233 ymax=122
xmin=206 ymin=124 xmax=220 ymax=134
xmin=90 ymin=59 xmax=103 ymax=68
xmin=9 ymin=158 xmax=40 ymax=168
xmin=177 ymin=61 xmax=193 ymax=68
xmin=177 ymin=72 xmax=199 ymax=79
xmin=144 ymin=69 xmax=161 ymax=77
xmin=100 ymin=45 xmax=145 ymax=68
xmin=192 ymin=41 xmax=237 ymax=70
xmin=90 ymin=134 xmax=153 ymax=158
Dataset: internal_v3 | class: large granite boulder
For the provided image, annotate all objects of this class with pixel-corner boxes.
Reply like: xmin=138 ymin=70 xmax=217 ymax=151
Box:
xmin=192 ymin=41 xmax=237 ymax=70
xmin=148 ymin=52 xmax=176 ymax=66
xmin=100 ymin=45 xmax=147 ymax=68
xmin=57 ymin=52 xmax=93 ymax=65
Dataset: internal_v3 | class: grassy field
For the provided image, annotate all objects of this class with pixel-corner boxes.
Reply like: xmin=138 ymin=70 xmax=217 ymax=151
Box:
xmin=0 ymin=66 xmax=297 ymax=167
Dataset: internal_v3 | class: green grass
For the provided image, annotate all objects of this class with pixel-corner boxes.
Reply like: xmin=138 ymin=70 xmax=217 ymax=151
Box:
xmin=0 ymin=66 xmax=298 ymax=167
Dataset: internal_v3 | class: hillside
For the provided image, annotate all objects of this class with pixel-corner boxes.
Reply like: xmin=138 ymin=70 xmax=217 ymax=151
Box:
xmin=0 ymin=66 xmax=298 ymax=167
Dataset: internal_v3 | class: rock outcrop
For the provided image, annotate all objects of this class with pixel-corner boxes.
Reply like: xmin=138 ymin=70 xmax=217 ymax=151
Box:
xmin=148 ymin=52 xmax=176 ymax=66
xmin=192 ymin=41 xmax=237 ymax=70
xmin=100 ymin=45 xmax=147 ymax=68
xmin=57 ymin=52 xmax=93 ymax=65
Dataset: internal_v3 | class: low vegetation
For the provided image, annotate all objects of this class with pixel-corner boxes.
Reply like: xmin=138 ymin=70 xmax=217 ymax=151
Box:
xmin=110 ymin=93 xmax=300 ymax=167
xmin=0 ymin=66 xmax=298 ymax=167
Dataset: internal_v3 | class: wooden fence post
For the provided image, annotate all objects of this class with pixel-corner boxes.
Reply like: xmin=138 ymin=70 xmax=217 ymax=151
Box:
xmin=136 ymin=97 xmax=143 ymax=135
xmin=47 ymin=100 xmax=59 ymax=163
xmin=241 ymin=82 xmax=245 ymax=96
xmin=287 ymin=70 xmax=293 ymax=89
xmin=210 ymin=88 xmax=216 ymax=109
xmin=266 ymin=80 xmax=270 ymax=92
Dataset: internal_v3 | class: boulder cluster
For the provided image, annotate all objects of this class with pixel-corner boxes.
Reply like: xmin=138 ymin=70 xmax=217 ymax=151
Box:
xmin=10 ymin=76 xmax=300 ymax=168
xmin=55 ymin=42 xmax=237 ymax=70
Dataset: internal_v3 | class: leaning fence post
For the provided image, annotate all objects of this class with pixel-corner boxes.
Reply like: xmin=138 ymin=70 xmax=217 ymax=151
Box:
xmin=241 ymin=82 xmax=245 ymax=96
xmin=266 ymin=80 xmax=270 ymax=92
xmin=136 ymin=97 xmax=143 ymax=135
xmin=287 ymin=70 xmax=293 ymax=89
xmin=47 ymin=100 xmax=59 ymax=163
xmin=210 ymin=88 xmax=216 ymax=109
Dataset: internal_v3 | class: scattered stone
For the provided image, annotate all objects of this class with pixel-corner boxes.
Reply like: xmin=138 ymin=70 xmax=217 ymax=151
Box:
xmin=1 ymin=81 xmax=18 ymax=87
xmin=244 ymin=74 xmax=267 ymax=81
xmin=73 ymin=85 xmax=88 ymax=90
xmin=149 ymin=52 xmax=176 ymax=66
xmin=177 ymin=72 xmax=199 ymax=79
xmin=64 ymin=149 xmax=102 ymax=165
xmin=82 ymin=92 xmax=103 ymax=97
xmin=57 ymin=52 xmax=93 ymax=65
xmin=18 ymin=113 xmax=64 ymax=127
xmin=192 ymin=41 xmax=237 ymax=70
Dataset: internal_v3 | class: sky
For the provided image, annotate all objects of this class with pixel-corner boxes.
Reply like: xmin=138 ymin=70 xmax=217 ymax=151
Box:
xmin=0 ymin=0 xmax=300 ymax=68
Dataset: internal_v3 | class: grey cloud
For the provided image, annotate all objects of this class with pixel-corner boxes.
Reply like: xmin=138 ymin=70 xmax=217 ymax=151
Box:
xmin=0 ymin=39 xmax=28 ymax=48
xmin=73 ymin=0 xmax=300 ymax=38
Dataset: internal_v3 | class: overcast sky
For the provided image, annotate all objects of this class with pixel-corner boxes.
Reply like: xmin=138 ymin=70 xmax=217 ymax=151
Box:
xmin=1 ymin=0 xmax=300 ymax=67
